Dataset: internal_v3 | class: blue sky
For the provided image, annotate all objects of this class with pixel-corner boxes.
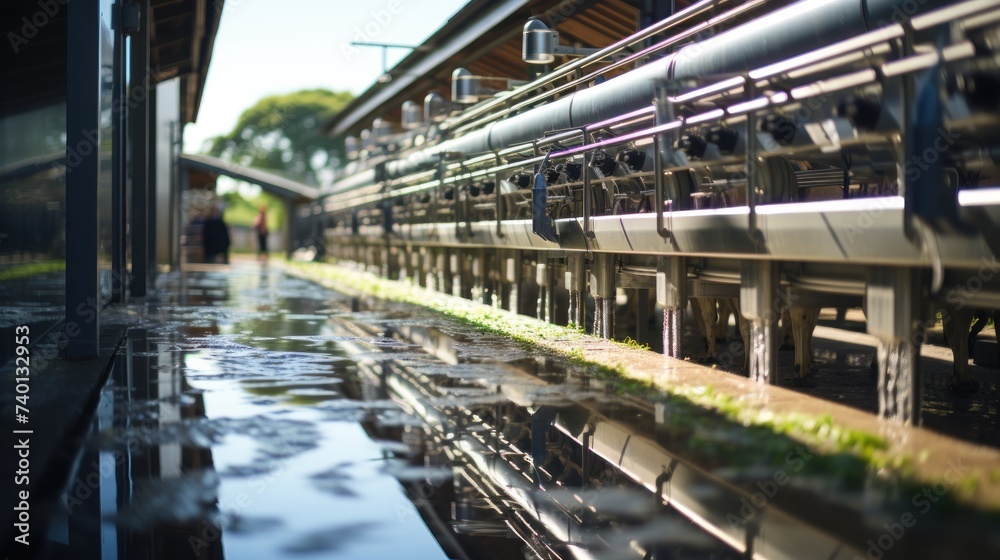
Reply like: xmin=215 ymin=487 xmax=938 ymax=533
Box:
xmin=184 ymin=0 xmax=468 ymax=154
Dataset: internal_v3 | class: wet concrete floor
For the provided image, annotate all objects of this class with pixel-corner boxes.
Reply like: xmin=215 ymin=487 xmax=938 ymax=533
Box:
xmin=34 ymin=264 xmax=747 ymax=560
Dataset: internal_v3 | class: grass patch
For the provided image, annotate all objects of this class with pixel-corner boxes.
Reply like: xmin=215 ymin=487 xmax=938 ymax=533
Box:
xmin=0 ymin=261 xmax=65 ymax=281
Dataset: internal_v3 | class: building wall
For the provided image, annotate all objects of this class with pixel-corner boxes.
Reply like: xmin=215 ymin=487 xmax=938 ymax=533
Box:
xmin=155 ymin=78 xmax=180 ymax=267
xmin=0 ymin=0 xmax=68 ymax=363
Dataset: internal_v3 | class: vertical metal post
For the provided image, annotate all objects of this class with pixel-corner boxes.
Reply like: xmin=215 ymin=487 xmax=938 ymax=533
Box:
xmin=130 ymin=0 xmax=150 ymax=296
xmin=168 ymin=121 xmax=180 ymax=270
xmin=590 ymin=253 xmax=616 ymax=339
xmin=147 ymin=86 xmax=157 ymax=279
xmin=566 ymin=254 xmax=586 ymax=327
xmin=740 ymin=260 xmax=780 ymax=384
xmin=505 ymin=250 xmax=522 ymax=314
xmin=436 ymin=249 xmax=450 ymax=294
xmin=867 ymin=267 xmax=924 ymax=424
xmin=657 ymin=256 xmax=687 ymax=358
xmin=654 ymin=135 xmax=669 ymax=238
xmin=285 ymin=199 xmax=296 ymax=259
xmin=494 ymin=153 xmax=504 ymax=237
xmin=653 ymin=88 xmax=676 ymax=238
xmin=111 ymin=0 xmax=127 ymax=303
xmin=582 ymin=139 xmax=593 ymax=242
xmin=745 ymin=77 xmax=760 ymax=242
xmin=66 ymin=0 xmax=102 ymax=359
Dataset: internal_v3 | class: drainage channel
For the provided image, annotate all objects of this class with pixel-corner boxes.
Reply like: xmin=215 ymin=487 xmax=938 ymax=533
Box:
xmin=30 ymin=264 xmax=1000 ymax=559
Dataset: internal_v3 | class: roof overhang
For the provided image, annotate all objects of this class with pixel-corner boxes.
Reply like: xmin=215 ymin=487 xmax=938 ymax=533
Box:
xmin=0 ymin=0 xmax=223 ymax=122
xmin=179 ymin=153 xmax=320 ymax=203
xmin=150 ymin=0 xmax=225 ymax=123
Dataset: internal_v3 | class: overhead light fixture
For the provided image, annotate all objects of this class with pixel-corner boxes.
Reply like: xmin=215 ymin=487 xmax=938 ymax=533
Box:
xmin=521 ymin=19 xmax=600 ymax=65
xmin=371 ymin=118 xmax=391 ymax=141
xmin=424 ymin=92 xmax=448 ymax=123
xmin=451 ymin=68 xmax=480 ymax=104
xmin=401 ymin=100 xmax=422 ymax=130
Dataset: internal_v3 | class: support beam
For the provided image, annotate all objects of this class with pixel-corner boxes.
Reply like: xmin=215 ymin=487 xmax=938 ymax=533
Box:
xmin=657 ymin=257 xmax=687 ymax=359
xmin=536 ymin=260 xmax=555 ymax=323
xmin=866 ymin=267 xmax=924 ymax=425
xmin=449 ymin=251 xmax=465 ymax=297
xmin=740 ymin=261 xmax=780 ymax=384
xmin=285 ymin=198 xmax=295 ymax=258
xmin=436 ymin=249 xmax=450 ymax=294
xmin=65 ymin=0 xmax=102 ymax=359
xmin=147 ymin=86 xmax=158 ymax=280
xmin=111 ymin=0 xmax=127 ymax=303
xmin=504 ymin=250 xmax=522 ymax=314
xmin=590 ymin=253 xmax=616 ymax=339
xmin=130 ymin=0 xmax=151 ymax=296
xmin=566 ymin=254 xmax=586 ymax=328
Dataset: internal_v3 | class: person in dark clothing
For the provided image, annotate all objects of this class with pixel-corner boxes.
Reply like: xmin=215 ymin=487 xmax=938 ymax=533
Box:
xmin=202 ymin=205 xmax=230 ymax=264
xmin=253 ymin=205 xmax=269 ymax=260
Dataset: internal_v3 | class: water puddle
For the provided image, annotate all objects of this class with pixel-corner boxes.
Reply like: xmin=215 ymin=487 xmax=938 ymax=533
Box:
xmin=32 ymin=265 xmax=1000 ymax=559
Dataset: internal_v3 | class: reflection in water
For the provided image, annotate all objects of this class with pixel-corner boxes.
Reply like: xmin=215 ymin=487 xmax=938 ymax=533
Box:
xmin=35 ymin=265 xmax=1000 ymax=560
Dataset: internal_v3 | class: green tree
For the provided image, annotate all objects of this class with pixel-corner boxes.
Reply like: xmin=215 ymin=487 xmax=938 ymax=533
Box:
xmin=206 ymin=88 xmax=354 ymax=184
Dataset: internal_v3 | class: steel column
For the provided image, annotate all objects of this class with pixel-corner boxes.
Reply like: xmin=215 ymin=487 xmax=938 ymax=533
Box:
xmin=657 ymin=257 xmax=687 ymax=358
xmin=866 ymin=267 xmax=924 ymax=424
xmin=740 ymin=260 xmax=780 ymax=384
xmin=65 ymin=0 xmax=102 ymax=359
xmin=129 ymin=0 xmax=150 ymax=297
xmin=566 ymin=254 xmax=587 ymax=328
xmin=590 ymin=253 xmax=616 ymax=339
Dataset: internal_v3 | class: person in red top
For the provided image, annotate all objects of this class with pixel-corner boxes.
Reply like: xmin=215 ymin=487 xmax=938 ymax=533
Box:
xmin=252 ymin=205 xmax=268 ymax=261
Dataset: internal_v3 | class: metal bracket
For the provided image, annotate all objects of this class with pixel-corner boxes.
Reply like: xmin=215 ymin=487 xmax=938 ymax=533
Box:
xmin=114 ymin=2 xmax=141 ymax=35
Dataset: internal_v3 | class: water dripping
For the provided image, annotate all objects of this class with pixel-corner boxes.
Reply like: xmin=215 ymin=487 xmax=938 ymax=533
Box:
xmin=594 ymin=297 xmax=614 ymax=339
xmin=663 ymin=308 xmax=681 ymax=359
xmin=536 ymin=286 xmax=551 ymax=323
xmin=877 ymin=339 xmax=919 ymax=425
xmin=568 ymin=290 xmax=581 ymax=328
xmin=508 ymin=283 xmax=519 ymax=314
xmin=749 ymin=320 xmax=768 ymax=384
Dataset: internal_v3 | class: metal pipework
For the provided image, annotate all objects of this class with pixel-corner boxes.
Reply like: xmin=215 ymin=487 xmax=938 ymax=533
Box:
xmin=330 ymin=0 xmax=969 ymax=203
xmin=336 ymin=0 xmax=992 ymax=223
